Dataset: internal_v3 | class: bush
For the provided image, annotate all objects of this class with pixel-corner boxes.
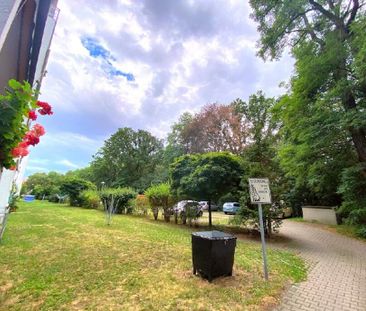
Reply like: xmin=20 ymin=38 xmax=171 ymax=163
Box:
xmin=232 ymin=203 xmax=283 ymax=237
xmin=80 ymin=189 xmax=101 ymax=209
xmin=60 ymin=178 xmax=96 ymax=206
xmin=337 ymin=164 xmax=366 ymax=225
xmin=356 ymin=226 xmax=366 ymax=239
xmin=100 ymin=187 xmax=136 ymax=214
xmin=145 ymin=183 xmax=175 ymax=221
xmin=133 ymin=194 xmax=150 ymax=216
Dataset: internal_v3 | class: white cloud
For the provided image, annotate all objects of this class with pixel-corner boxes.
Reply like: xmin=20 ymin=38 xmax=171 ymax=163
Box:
xmin=57 ymin=159 xmax=79 ymax=169
xmin=30 ymin=0 xmax=295 ymax=174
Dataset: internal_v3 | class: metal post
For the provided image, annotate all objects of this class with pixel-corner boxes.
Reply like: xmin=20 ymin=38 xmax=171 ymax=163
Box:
xmin=208 ymin=199 xmax=212 ymax=228
xmin=258 ymin=203 xmax=269 ymax=280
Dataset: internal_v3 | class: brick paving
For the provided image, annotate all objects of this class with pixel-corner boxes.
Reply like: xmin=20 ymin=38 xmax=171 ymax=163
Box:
xmin=273 ymin=221 xmax=366 ymax=311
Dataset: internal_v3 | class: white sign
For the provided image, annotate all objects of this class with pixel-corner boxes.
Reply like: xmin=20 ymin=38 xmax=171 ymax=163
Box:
xmin=248 ymin=178 xmax=272 ymax=204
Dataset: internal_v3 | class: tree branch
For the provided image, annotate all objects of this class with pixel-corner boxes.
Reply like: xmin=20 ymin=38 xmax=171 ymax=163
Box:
xmin=346 ymin=0 xmax=359 ymax=27
xmin=302 ymin=14 xmax=325 ymax=47
xmin=309 ymin=0 xmax=349 ymax=34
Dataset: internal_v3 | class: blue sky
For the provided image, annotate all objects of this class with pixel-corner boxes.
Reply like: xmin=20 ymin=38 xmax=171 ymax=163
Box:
xmin=25 ymin=0 xmax=294 ymax=175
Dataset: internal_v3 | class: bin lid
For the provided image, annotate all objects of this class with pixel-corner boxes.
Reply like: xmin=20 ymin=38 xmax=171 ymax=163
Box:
xmin=192 ymin=230 xmax=236 ymax=240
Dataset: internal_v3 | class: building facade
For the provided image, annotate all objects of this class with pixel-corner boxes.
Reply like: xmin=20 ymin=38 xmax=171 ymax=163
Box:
xmin=0 ymin=0 xmax=59 ymax=239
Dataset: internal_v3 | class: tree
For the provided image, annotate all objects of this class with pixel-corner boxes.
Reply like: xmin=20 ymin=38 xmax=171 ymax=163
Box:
xmin=170 ymin=152 xmax=243 ymax=227
xmin=250 ymin=0 xmax=366 ymax=169
xmin=145 ymin=183 xmax=175 ymax=221
xmin=22 ymin=172 xmax=65 ymax=199
xmin=231 ymin=92 xmax=287 ymax=235
xmin=90 ymin=128 xmax=164 ymax=191
xmin=65 ymin=166 xmax=94 ymax=182
xmin=250 ymin=0 xmax=366 ymax=219
xmin=167 ymin=104 xmax=248 ymax=155
xmin=60 ymin=178 xmax=95 ymax=207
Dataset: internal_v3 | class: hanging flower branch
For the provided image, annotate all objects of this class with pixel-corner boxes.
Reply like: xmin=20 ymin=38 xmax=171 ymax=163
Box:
xmin=0 ymin=79 xmax=53 ymax=170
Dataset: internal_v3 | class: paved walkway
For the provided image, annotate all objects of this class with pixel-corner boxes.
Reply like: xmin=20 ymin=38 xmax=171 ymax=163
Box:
xmin=273 ymin=220 xmax=366 ymax=311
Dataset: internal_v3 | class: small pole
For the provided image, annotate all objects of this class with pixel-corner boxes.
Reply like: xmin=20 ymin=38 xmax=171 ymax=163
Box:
xmin=258 ymin=203 xmax=269 ymax=280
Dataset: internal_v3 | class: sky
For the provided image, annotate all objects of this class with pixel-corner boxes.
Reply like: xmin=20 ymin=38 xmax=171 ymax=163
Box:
xmin=25 ymin=0 xmax=294 ymax=176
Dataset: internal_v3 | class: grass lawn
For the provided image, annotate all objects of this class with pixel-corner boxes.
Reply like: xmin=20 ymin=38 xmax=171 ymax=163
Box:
xmin=0 ymin=201 xmax=306 ymax=311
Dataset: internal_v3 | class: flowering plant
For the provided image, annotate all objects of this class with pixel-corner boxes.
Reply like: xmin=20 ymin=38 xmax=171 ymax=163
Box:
xmin=0 ymin=79 xmax=53 ymax=170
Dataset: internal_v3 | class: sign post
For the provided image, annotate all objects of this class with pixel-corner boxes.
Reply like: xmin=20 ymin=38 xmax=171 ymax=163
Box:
xmin=248 ymin=178 xmax=272 ymax=281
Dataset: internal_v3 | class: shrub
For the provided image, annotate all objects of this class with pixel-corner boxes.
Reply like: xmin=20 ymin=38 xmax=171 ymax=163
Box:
xmin=60 ymin=178 xmax=95 ymax=206
xmin=145 ymin=183 xmax=174 ymax=221
xmin=337 ymin=164 xmax=366 ymax=225
xmin=356 ymin=226 xmax=366 ymax=239
xmin=100 ymin=187 xmax=136 ymax=214
xmin=80 ymin=189 xmax=101 ymax=209
xmin=133 ymin=194 xmax=150 ymax=216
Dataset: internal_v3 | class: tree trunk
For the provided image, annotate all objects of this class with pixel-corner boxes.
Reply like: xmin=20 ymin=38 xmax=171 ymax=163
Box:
xmin=163 ymin=209 xmax=170 ymax=222
xmin=208 ymin=199 xmax=212 ymax=228
xmin=182 ymin=213 xmax=187 ymax=225
xmin=153 ymin=207 xmax=158 ymax=220
xmin=350 ymin=128 xmax=366 ymax=163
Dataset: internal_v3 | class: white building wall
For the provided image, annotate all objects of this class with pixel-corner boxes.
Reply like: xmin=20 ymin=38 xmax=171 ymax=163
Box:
xmin=0 ymin=170 xmax=16 ymax=215
xmin=0 ymin=0 xmax=22 ymax=50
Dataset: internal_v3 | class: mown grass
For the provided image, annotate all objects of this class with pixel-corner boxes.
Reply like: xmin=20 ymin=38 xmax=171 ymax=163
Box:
xmin=0 ymin=201 xmax=306 ymax=311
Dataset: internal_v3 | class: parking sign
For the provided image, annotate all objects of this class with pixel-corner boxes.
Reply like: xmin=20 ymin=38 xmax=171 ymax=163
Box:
xmin=248 ymin=178 xmax=272 ymax=204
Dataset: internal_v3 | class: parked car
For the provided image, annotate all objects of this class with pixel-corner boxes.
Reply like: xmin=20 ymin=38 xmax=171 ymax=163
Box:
xmin=223 ymin=202 xmax=240 ymax=214
xmin=199 ymin=201 xmax=219 ymax=211
xmin=173 ymin=200 xmax=203 ymax=217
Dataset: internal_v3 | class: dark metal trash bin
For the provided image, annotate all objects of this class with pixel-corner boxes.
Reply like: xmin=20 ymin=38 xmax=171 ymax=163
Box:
xmin=192 ymin=230 xmax=237 ymax=282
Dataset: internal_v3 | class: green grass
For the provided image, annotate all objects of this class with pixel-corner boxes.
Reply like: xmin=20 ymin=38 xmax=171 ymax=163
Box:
xmin=0 ymin=201 xmax=306 ymax=311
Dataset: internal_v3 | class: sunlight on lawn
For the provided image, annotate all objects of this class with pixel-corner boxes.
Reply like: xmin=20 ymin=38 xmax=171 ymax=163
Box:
xmin=0 ymin=201 xmax=306 ymax=311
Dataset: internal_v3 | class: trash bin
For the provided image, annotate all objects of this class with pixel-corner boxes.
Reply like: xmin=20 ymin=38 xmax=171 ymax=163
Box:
xmin=192 ymin=230 xmax=237 ymax=282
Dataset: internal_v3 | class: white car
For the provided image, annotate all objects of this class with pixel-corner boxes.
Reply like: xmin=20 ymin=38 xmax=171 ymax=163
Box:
xmin=223 ymin=202 xmax=240 ymax=214
xmin=173 ymin=200 xmax=203 ymax=217
xmin=199 ymin=201 xmax=219 ymax=211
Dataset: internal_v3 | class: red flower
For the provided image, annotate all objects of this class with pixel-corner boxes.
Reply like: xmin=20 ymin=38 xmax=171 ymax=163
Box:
xmin=11 ymin=146 xmax=29 ymax=157
xmin=24 ymin=131 xmax=40 ymax=146
xmin=28 ymin=110 xmax=37 ymax=121
xmin=31 ymin=124 xmax=46 ymax=137
xmin=37 ymin=101 xmax=53 ymax=115
xmin=18 ymin=141 xmax=29 ymax=148
xmin=9 ymin=165 xmax=17 ymax=171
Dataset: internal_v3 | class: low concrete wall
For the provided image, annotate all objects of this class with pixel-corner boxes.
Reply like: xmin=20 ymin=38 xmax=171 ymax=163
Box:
xmin=302 ymin=206 xmax=338 ymax=225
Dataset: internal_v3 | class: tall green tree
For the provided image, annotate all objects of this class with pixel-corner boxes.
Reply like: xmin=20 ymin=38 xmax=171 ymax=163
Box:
xmin=250 ymin=1 xmax=366 ymax=214
xmin=90 ymin=127 xmax=164 ymax=191
xmin=170 ymin=152 xmax=243 ymax=227
xmin=250 ymin=0 xmax=366 ymax=168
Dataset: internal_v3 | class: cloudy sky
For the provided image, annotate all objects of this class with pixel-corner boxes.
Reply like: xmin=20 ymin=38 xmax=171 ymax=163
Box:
xmin=26 ymin=0 xmax=294 ymax=175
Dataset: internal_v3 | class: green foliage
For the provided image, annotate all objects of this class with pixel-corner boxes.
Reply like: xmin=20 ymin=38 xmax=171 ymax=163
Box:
xmin=356 ymin=226 xmax=366 ymax=239
xmin=145 ymin=183 xmax=175 ymax=221
xmin=60 ymin=178 xmax=96 ymax=207
xmin=0 ymin=80 xmax=38 ymax=168
xmin=90 ymin=127 xmax=164 ymax=191
xmin=132 ymin=194 xmax=150 ymax=216
xmin=99 ymin=187 xmax=136 ymax=214
xmin=250 ymin=0 xmax=366 ymax=224
xmin=170 ymin=152 xmax=243 ymax=202
xmin=65 ymin=166 xmax=95 ymax=182
xmin=337 ymin=164 xmax=366 ymax=224
xmin=80 ymin=189 xmax=101 ymax=209
xmin=22 ymin=172 xmax=65 ymax=200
